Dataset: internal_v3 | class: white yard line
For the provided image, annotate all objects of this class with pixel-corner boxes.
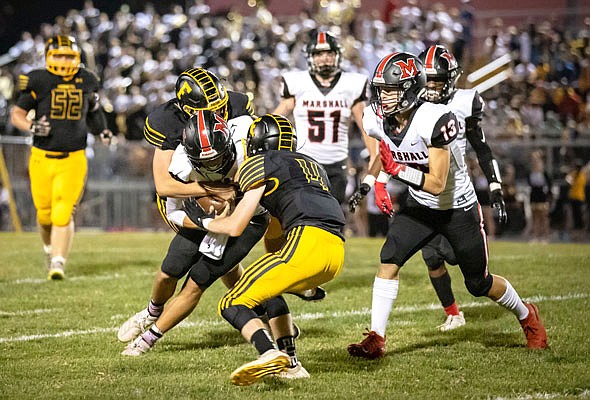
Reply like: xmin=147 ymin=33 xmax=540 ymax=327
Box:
xmin=492 ymin=389 xmax=590 ymax=399
xmin=0 ymin=309 xmax=53 ymax=316
xmin=0 ymin=293 xmax=587 ymax=344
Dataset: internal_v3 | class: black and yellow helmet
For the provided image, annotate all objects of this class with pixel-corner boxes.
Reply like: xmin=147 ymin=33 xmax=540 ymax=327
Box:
xmin=175 ymin=68 xmax=229 ymax=119
xmin=247 ymin=114 xmax=297 ymax=157
xmin=45 ymin=35 xmax=81 ymax=77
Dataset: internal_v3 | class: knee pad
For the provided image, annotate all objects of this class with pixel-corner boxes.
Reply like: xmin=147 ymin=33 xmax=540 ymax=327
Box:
xmin=37 ymin=208 xmax=52 ymax=226
xmin=189 ymin=259 xmax=233 ymax=290
xmin=422 ymin=249 xmax=445 ymax=270
xmin=261 ymin=296 xmax=290 ymax=319
xmin=464 ymin=275 xmax=493 ymax=297
xmin=161 ymin=254 xmax=193 ymax=279
xmin=51 ymin=201 xmax=74 ymax=226
xmin=220 ymin=304 xmax=256 ymax=331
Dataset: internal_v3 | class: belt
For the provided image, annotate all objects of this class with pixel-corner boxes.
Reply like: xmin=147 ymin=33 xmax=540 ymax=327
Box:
xmin=45 ymin=152 xmax=70 ymax=159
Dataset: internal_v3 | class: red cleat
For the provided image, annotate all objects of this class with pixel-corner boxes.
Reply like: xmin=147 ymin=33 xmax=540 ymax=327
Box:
xmin=520 ymin=303 xmax=548 ymax=349
xmin=347 ymin=330 xmax=386 ymax=359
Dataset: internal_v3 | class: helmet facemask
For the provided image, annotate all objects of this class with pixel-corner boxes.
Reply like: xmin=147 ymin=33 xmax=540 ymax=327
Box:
xmin=309 ymin=50 xmax=341 ymax=78
xmin=183 ymin=110 xmax=236 ymax=181
xmin=45 ymin=36 xmax=81 ymax=78
xmin=306 ymin=31 xmax=342 ymax=79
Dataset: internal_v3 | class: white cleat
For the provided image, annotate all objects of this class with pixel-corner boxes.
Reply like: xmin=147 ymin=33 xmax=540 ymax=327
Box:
xmin=276 ymin=362 xmax=310 ymax=379
xmin=121 ymin=336 xmax=152 ymax=356
xmin=117 ymin=308 xmax=158 ymax=342
xmin=230 ymin=349 xmax=290 ymax=386
xmin=438 ymin=311 xmax=466 ymax=332
xmin=47 ymin=261 xmax=65 ymax=281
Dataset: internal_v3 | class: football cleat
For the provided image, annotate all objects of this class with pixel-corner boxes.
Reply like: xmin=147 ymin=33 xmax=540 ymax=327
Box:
xmin=288 ymin=286 xmax=326 ymax=301
xmin=117 ymin=308 xmax=158 ymax=342
xmin=47 ymin=261 xmax=65 ymax=281
xmin=121 ymin=336 xmax=152 ymax=356
xmin=520 ymin=303 xmax=548 ymax=349
xmin=437 ymin=311 xmax=466 ymax=332
xmin=230 ymin=349 xmax=290 ymax=386
xmin=276 ymin=361 xmax=310 ymax=379
xmin=347 ymin=330 xmax=386 ymax=359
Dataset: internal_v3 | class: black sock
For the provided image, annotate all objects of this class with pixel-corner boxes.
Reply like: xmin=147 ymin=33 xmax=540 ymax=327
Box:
xmin=250 ymin=329 xmax=275 ymax=355
xmin=429 ymin=270 xmax=455 ymax=308
xmin=276 ymin=336 xmax=297 ymax=367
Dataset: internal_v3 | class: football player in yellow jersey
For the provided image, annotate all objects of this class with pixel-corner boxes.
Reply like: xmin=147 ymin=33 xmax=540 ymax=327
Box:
xmin=10 ymin=35 xmax=112 ymax=280
xmin=183 ymin=115 xmax=346 ymax=385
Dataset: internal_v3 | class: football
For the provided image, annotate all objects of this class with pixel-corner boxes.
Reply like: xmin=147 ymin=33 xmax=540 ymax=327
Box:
xmin=195 ymin=195 xmax=231 ymax=214
xmin=196 ymin=181 xmax=237 ymax=214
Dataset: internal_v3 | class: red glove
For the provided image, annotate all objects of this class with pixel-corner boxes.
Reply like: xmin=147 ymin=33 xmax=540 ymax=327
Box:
xmin=374 ymin=181 xmax=394 ymax=217
xmin=379 ymin=139 xmax=402 ymax=176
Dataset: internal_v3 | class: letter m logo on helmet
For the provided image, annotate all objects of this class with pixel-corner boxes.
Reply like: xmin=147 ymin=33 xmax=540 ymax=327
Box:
xmin=393 ymin=58 xmax=419 ymax=80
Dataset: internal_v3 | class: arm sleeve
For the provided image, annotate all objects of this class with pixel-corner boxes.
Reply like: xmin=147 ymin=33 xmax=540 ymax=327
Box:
xmin=465 ymin=118 xmax=501 ymax=184
xmin=86 ymin=93 xmax=108 ymax=134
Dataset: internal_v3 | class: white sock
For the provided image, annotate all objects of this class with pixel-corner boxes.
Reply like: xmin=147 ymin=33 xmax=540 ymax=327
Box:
xmin=495 ymin=280 xmax=529 ymax=320
xmin=50 ymin=256 xmax=66 ymax=267
xmin=43 ymin=245 xmax=52 ymax=255
xmin=370 ymin=277 xmax=399 ymax=337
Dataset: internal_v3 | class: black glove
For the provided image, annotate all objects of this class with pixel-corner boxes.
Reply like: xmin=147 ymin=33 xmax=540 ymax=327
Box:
xmin=348 ymin=182 xmax=371 ymax=213
xmin=30 ymin=116 xmax=51 ymax=136
xmin=491 ymin=189 xmax=508 ymax=225
xmin=183 ymin=198 xmax=216 ymax=230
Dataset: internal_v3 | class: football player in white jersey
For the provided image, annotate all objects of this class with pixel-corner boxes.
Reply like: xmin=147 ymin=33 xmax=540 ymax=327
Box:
xmin=415 ymin=45 xmax=508 ymax=331
xmin=273 ymin=30 xmax=378 ymax=204
xmin=121 ymin=110 xmax=308 ymax=379
xmin=271 ymin=30 xmax=378 ymax=301
xmin=347 ymin=52 xmax=547 ymax=359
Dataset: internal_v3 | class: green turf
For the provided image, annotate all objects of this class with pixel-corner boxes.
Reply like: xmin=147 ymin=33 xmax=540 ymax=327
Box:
xmin=1 ymin=232 xmax=589 ymax=399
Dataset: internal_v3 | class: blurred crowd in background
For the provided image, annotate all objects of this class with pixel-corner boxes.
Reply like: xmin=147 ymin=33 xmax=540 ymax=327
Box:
xmin=0 ymin=0 xmax=589 ymax=240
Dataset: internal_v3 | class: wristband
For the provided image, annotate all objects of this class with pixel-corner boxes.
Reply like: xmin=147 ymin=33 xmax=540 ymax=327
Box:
xmin=397 ymin=166 xmax=425 ymax=189
xmin=362 ymin=175 xmax=376 ymax=188
xmin=489 ymin=182 xmax=502 ymax=192
xmin=377 ymin=171 xmax=391 ymax=183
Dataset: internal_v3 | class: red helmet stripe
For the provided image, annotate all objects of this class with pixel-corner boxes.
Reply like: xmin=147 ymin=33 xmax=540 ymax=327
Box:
xmin=424 ymin=46 xmax=437 ymax=71
xmin=197 ymin=111 xmax=211 ymax=151
xmin=318 ymin=32 xmax=326 ymax=45
xmin=374 ymin=52 xmax=399 ymax=81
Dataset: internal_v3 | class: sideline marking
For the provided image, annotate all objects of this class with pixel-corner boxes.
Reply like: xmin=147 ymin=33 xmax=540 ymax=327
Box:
xmin=0 ymin=293 xmax=586 ymax=344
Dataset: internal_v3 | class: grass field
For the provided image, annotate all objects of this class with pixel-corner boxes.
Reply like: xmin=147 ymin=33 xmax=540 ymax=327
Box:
xmin=1 ymin=232 xmax=589 ymax=399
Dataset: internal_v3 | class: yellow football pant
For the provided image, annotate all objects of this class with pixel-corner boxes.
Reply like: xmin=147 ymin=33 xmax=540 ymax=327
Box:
xmin=29 ymin=147 xmax=87 ymax=227
xmin=218 ymin=225 xmax=345 ymax=312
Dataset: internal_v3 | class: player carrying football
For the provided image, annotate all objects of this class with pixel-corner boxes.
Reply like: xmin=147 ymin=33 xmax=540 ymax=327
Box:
xmin=184 ymin=114 xmax=346 ymax=385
